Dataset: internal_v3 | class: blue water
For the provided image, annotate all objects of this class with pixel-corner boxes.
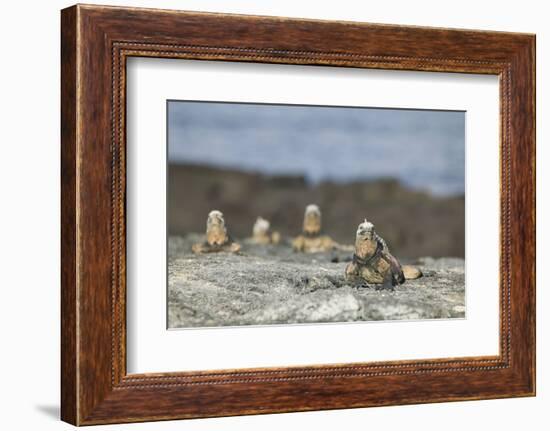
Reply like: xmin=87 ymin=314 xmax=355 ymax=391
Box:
xmin=168 ymin=101 xmax=465 ymax=196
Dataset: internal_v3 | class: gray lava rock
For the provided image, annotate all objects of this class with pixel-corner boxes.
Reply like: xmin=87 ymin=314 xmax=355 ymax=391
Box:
xmin=168 ymin=235 xmax=465 ymax=328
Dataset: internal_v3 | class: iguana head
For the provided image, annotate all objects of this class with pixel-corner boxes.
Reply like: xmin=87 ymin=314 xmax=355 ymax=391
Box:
xmin=356 ymin=219 xmax=375 ymax=240
xmin=354 ymin=219 xmax=378 ymax=259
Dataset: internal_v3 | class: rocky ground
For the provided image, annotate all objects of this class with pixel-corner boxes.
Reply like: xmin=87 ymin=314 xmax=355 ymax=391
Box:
xmin=168 ymin=235 xmax=466 ymax=328
xmin=168 ymin=164 xmax=466 ymax=259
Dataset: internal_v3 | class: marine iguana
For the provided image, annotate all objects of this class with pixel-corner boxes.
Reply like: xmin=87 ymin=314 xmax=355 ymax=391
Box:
xmin=191 ymin=210 xmax=241 ymax=254
xmin=292 ymin=204 xmax=338 ymax=253
xmin=247 ymin=217 xmax=281 ymax=245
xmin=345 ymin=219 xmax=422 ymax=288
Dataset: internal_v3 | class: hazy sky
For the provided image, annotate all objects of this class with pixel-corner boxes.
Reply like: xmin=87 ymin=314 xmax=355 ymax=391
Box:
xmin=168 ymin=101 xmax=465 ymax=196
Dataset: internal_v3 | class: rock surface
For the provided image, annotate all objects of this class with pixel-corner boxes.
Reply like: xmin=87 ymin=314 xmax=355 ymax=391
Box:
xmin=168 ymin=164 xmax=466 ymax=259
xmin=168 ymin=235 xmax=465 ymax=328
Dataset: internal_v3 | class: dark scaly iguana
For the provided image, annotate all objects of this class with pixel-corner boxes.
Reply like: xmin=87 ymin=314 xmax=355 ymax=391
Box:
xmin=345 ymin=219 xmax=422 ymax=288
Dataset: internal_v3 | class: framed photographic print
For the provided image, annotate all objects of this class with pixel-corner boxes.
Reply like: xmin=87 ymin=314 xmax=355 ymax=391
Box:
xmin=61 ymin=4 xmax=536 ymax=425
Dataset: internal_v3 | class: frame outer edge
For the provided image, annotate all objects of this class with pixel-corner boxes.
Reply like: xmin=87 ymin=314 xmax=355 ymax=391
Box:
xmin=526 ymin=35 xmax=536 ymax=395
xmin=504 ymin=35 xmax=536 ymax=395
xmin=525 ymin=35 xmax=537 ymax=396
xmin=531 ymin=34 xmax=536 ymax=396
xmin=61 ymin=4 xmax=80 ymax=426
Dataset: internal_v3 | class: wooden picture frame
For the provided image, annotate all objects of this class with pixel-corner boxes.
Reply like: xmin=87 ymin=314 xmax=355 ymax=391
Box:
xmin=61 ymin=4 xmax=535 ymax=425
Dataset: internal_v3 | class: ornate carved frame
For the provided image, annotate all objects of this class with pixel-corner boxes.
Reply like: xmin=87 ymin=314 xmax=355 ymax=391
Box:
xmin=61 ymin=4 xmax=535 ymax=425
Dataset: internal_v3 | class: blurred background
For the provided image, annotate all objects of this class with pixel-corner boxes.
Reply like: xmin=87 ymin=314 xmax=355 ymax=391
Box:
xmin=168 ymin=101 xmax=465 ymax=258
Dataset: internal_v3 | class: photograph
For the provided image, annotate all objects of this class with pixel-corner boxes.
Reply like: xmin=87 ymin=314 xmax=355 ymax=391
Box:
xmin=167 ymin=100 xmax=466 ymax=328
